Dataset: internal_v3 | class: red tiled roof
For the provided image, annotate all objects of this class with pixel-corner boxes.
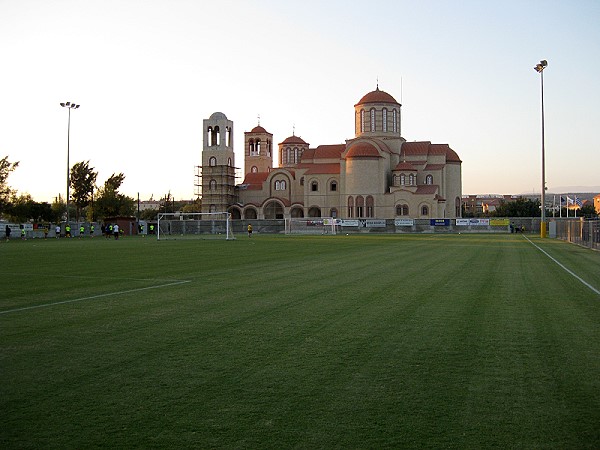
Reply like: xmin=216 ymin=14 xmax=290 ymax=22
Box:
xmin=355 ymin=88 xmax=399 ymax=106
xmin=394 ymin=161 xmax=417 ymax=171
xmin=313 ymin=144 xmax=346 ymax=159
xmin=249 ymin=125 xmax=268 ymax=134
xmin=279 ymin=135 xmax=308 ymax=145
xmin=402 ymin=141 xmax=431 ymax=156
xmin=424 ymin=164 xmax=445 ymax=170
xmin=446 ymin=147 xmax=462 ymax=163
xmin=345 ymin=142 xmax=381 ymax=159
xmin=240 ymin=172 xmax=269 ymax=190
xmin=415 ymin=185 xmax=439 ymax=195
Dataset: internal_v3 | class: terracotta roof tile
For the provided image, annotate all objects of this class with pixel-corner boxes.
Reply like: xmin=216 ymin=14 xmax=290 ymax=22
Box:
xmin=279 ymin=135 xmax=308 ymax=145
xmin=345 ymin=142 xmax=381 ymax=159
xmin=394 ymin=161 xmax=417 ymax=171
xmin=355 ymin=88 xmax=399 ymax=106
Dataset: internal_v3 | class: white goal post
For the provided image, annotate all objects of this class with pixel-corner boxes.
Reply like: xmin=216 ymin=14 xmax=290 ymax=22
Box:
xmin=284 ymin=217 xmax=337 ymax=235
xmin=157 ymin=212 xmax=235 ymax=240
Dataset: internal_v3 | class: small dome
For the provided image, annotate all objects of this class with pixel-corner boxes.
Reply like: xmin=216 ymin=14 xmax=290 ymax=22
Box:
xmin=250 ymin=125 xmax=268 ymax=133
xmin=345 ymin=142 xmax=381 ymax=159
xmin=355 ymin=88 xmax=399 ymax=106
xmin=209 ymin=112 xmax=228 ymax=120
xmin=279 ymin=135 xmax=307 ymax=145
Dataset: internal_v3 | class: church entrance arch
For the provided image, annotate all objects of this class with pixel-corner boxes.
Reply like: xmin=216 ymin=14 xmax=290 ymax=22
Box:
xmin=308 ymin=207 xmax=321 ymax=217
xmin=244 ymin=207 xmax=257 ymax=220
xmin=264 ymin=201 xmax=284 ymax=219
xmin=290 ymin=207 xmax=304 ymax=218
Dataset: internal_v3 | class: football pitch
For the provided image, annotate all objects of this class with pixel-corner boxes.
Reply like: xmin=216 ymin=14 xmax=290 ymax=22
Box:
xmin=1 ymin=233 xmax=599 ymax=448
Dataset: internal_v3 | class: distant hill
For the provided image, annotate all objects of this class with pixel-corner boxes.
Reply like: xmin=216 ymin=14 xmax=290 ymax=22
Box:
xmin=546 ymin=186 xmax=600 ymax=194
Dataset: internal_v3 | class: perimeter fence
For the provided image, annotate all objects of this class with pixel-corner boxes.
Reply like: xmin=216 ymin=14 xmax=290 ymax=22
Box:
xmin=552 ymin=219 xmax=600 ymax=251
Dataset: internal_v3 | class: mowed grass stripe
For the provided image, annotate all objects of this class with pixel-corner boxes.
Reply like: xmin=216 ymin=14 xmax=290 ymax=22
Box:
xmin=1 ymin=234 xmax=599 ymax=448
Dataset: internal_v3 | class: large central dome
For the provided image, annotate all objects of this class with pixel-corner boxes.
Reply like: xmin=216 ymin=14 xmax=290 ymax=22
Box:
xmin=355 ymin=87 xmax=399 ymax=106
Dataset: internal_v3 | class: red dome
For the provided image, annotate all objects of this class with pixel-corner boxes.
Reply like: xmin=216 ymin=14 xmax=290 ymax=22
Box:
xmin=250 ymin=125 xmax=268 ymax=133
xmin=355 ymin=88 xmax=399 ymax=106
xmin=345 ymin=143 xmax=381 ymax=159
xmin=279 ymin=135 xmax=307 ymax=145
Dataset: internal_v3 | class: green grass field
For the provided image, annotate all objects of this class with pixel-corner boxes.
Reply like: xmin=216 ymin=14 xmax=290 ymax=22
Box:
xmin=1 ymin=234 xmax=599 ymax=449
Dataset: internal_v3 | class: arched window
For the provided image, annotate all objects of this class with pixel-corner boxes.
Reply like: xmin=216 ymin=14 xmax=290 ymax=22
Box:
xmin=370 ymin=108 xmax=376 ymax=132
xmin=382 ymin=109 xmax=387 ymax=132
xmin=281 ymin=180 xmax=286 ymax=190
xmin=256 ymin=139 xmax=261 ymax=155
xmin=249 ymin=139 xmax=256 ymax=156
xmin=286 ymin=147 xmax=291 ymax=165
xmin=330 ymin=181 xmax=337 ymax=192
xmin=347 ymin=196 xmax=354 ymax=218
xmin=400 ymin=174 xmax=406 ymax=185
xmin=403 ymin=204 xmax=409 ymax=216
xmin=225 ymin=126 xmax=231 ymax=147
xmin=251 ymin=166 xmax=258 ymax=173
xmin=311 ymin=181 xmax=318 ymax=192
xmin=421 ymin=205 xmax=429 ymax=217
xmin=366 ymin=196 xmax=374 ymax=218
xmin=330 ymin=208 xmax=338 ymax=218
xmin=294 ymin=147 xmax=299 ymax=164
xmin=360 ymin=110 xmax=365 ymax=133
xmin=395 ymin=204 xmax=409 ymax=216
xmin=409 ymin=174 xmax=415 ymax=186
xmin=356 ymin=195 xmax=364 ymax=218
xmin=426 ymin=174 xmax=433 ymax=185
xmin=267 ymin=139 xmax=271 ymax=156
xmin=209 ymin=179 xmax=217 ymax=191
xmin=213 ymin=126 xmax=220 ymax=146
xmin=227 ymin=157 xmax=232 ymax=167
xmin=209 ymin=156 xmax=217 ymax=167
xmin=393 ymin=109 xmax=398 ymax=133
xmin=275 ymin=180 xmax=280 ymax=190
xmin=207 ymin=127 xmax=213 ymax=146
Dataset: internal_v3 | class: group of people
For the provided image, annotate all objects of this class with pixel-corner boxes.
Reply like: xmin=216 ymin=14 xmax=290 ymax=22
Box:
xmin=101 ymin=223 xmax=122 ymax=239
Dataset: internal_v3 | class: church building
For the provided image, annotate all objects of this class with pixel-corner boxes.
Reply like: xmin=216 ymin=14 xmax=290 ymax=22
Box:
xmin=200 ymin=87 xmax=462 ymax=220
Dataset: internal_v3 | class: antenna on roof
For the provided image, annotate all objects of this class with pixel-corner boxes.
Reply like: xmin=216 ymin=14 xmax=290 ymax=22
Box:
xmin=257 ymin=114 xmax=260 ymax=126
xmin=376 ymin=76 xmax=379 ymax=90
xmin=293 ymin=123 xmax=295 ymax=136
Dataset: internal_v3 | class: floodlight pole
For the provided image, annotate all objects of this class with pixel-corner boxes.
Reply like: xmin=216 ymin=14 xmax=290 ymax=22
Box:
xmin=534 ymin=60 xmax=547 ymax=238
xmin=60 ymin=102 xmax=80 ymax=224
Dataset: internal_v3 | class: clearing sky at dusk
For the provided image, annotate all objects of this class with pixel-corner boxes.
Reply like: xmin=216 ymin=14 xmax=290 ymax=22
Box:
xmin=1 ymin=0 xmax=599 ymax=202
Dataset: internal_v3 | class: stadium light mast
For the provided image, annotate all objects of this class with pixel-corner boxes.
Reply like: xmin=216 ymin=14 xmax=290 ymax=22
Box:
xmin=534 ymin=60 xmax=548 ymax=238
xmin=60 ymin=101 xmax=80 ymax=224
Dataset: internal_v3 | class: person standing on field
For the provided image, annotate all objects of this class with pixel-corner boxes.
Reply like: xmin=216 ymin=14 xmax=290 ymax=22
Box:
xmin=90 ymin=224 xmax=95 ymax=237
xmin=55 ymin=224 xmax=61 ymax=238
xmin=113 ymin=223 xmax=119 ymax=240
xmin=5 ymin=224 xmax=11 ymax=241
xmin=79 ymin=224 xmax=85 ymax=238
xmin=247 ymin=223 xmax=252 ymax=237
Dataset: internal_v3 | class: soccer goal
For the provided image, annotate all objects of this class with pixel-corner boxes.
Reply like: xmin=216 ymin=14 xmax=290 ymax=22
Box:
xmin=284 ymin=217 xmax=337 ymax=235
xmin=157 ymin=212 xmax=235 ymax=240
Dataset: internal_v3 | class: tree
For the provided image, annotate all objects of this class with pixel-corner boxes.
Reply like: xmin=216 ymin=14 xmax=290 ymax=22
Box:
xmin=579 ymin=204 xmax=598 ymax=218
xmin=70 ymin=161 xmax=97 ymax=221
xmin=492 ymin=197 xmax=541 ymax=217
xmin=7 ymin=193 xmax=58 ymax=223
xmin=94 ymin=173 xmax=135 ymax=219
xmin=0 ymin=156 xmax=19 ymax=217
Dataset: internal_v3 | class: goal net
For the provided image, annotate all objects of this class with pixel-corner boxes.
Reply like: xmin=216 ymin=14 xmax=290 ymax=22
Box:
xmin=157 ymin=212 xmax=235 ymax=240
xmin=284 ymin=217 xmax=337 ymax=235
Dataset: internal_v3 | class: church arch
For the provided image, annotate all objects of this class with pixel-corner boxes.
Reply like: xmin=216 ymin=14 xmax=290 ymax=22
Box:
xmin=264 ymin=200 xmax=284 ymax=219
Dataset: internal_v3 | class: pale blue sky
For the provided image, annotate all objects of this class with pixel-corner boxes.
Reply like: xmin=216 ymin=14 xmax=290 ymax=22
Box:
xmin=1 ymin=0 xmax=599 ymax=202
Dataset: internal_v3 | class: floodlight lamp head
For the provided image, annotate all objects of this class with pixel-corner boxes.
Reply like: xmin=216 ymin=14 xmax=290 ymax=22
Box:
xmin=66 ymin=102 xmax=71 ymax=106
xmin=60 ymin=102 xmax=65 ymax=107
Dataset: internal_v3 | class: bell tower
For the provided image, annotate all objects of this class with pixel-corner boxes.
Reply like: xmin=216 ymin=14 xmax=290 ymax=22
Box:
xmin=244 ymin=120 xmax=273 ymax=175
xmin=201 ymin=112 xmax=236 ymax=213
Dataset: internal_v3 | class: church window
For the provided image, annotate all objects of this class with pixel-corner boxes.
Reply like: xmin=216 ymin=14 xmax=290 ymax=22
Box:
xmin=209 ymin=179 xmax=217 ymax=191
xmin=286 ymin=147 xmax=291 ymax=165
xmin=330 ymin=208 xmax=338 ymax=218
xmin=347 ymin=196 xmax=354 ymax=218
xmin=409 ymin=174 xmax=415 ymax=185
xmin=396 ymin=204 xmax=409 ymax=216
xmin=382 ymin=109 xmax=387 ymax=132
xmin=370 ymin=109 xmax=376 ymax=132
xmin=392 ymin=109 xmax=398 ymax=133
xmin=400 ymin=174 xmax=406 ymax=185
xmin=294 ymin=147 xmax=299 ymax=164
xmin=421 ymin=205 xmax=429 ymax=216
xmin=366 ymin=196 xmax=374 ymax=218
xmin=256 ymin=139 xmax=261 ymax=155
xmin=227 ymin=157 xmax=232 ymax=167
xmin=209 ymin=156 xmax=217 ymax=167
xmin=426 ymin=174 xmax=433 ymax=185
xmin=251 ymin=166 xmax=258 ymax=173
xmin=213 ymin=126 xmax=220 ymax=146
xmin=225 ymin=126 xmax=231 ymax=147
xmin=330 ymin=181 xmax=337 ymax=192
xmin=360 ymin=110 xmax=365 ymax=133
xmin=356 ymin=196 xmax=364 ymax=218
xmin=267 ymin=139 xmax=271 ymax=156
xmin=311 ymin=181 xmax=318 ymax=192
xmin=209 ymin=204 xmax=216 ymax=212
xmin=300 ymin=177 xmax=304 ymax=186
xmin=207 ymin=127 xmax=213 ymax=146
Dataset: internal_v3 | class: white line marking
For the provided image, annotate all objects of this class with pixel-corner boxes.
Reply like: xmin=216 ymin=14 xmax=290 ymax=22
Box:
xmin=524 ymin=235 xmax=600 ymax=296
xmin=0 ymin=280 xmax=192 ymax=315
